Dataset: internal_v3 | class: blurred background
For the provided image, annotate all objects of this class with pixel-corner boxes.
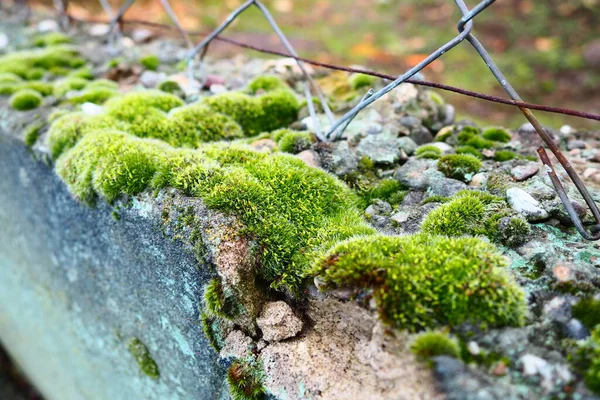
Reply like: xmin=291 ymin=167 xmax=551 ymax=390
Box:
xmin=29 ymin=0 xmax=600 ymax=129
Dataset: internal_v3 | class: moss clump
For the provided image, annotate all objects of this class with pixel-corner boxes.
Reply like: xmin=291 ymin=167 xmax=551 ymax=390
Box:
xmin=567 ymin=326 xmax=600 ymax=394
xmin=465 ymin=135 xmax=495 ymax=149
xmin=572 ymin=297 xmax=600 ymax=330
xmin=67 ymin=67 xmax=94 ymax=80
xmin=312 ymin=234 xmax=526 ymax=331
xmin=411 ymin=331 xmax=461 ymax=361
xmin=0 ymin=46 xmax=83 ymax=78
xmin=415 ymin=145 xmax=443 ymax=160
xmin=204 ymin=76 xmax=300 ymax=136
xmin=227 ymin=360 xmax=266 ymax=400
xmin=0 ymin=72 xmax=22 ymax=84
xmin=53 ymin=77 xmax=89 ymax=98
xmin=421 ymin=190 xmax=529 ymax=245
xmin=33 ymin=32 xmax=71 ymax=47
xmin=494 ymin=150 xmax=517 ymax=162
xmin=26 ymin=68 xmax=46 ymax=80
xmin=203 ymin=278 xmax=239 ymax=319
xmin=348 ymin=73 xmax=377 ymax=90
xmin=456 ymin=145 xmax=482 ymax=159
xmin=0 ymin=80 xmax=53 ymax=97
xmin=482 ymin=127 xmax=512 ymax=143
xmin=24 ymin=121 xmax=44 ymax=147
xmin=9 ymin=89 xmax=42 ymax=111
xmin=140 ymin=55 xmax=160 ymax=71
xmin=359 ymin=178 xmax=406 ymax=207
xmin=421 ymin=195 xmax=450 ymax=205
xmin=486 ymin=172 xmax=514 ymax=195
xmin=67 ymin=87 xmax=118 ymax=105
xmin=201 ymin=313 xmax=228 ymax=351
xmin=437 ymin=154 xmax=482 ymax=182
xmin=127 ymin=338 xmax=160 ymax=379
xmin=247 ymin=75 xmax=286 ymax=94
xmin=456 ymin=126 xmax=480 ymax=144
xmin=274 ymin=129 xmax=315 ymax=154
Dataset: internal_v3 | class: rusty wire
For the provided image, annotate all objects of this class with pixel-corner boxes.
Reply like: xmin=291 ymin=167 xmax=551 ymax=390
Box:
xmin=36 ymin=0 xmax=600 ymax=240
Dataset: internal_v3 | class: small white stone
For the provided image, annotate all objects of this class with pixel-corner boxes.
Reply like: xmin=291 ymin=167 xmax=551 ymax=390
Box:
xmin=507 ymin=187 xmax=549 ymax=221
xmin=257 ymin=301 xmax=303 ymax=342
xmin=560 ymin=125 xmax=574 ymax=135
xmin=467 ymin=341 xmax=480 ymax=356
xmin=209 ymin=84 xmax=228 ymax=95
xmin=0 ymin=32 xmax=9 ymax=51
xmin=88 ymin=24 xmax=110 ymax=37
xmin=81 ymin=102 xmax=104 ymax=116
xmin=37 ymin=20 xmax=59 ymax=33
xmin=520 ymin=354 xmax=548 ymax=376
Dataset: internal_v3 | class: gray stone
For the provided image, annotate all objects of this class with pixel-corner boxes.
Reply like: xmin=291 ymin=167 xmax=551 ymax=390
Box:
xmin=428 ymin=177 xmax=467 ymax=197
xmin=220 ymin=330 xmax=254 ymax=360
xmin=507 ymin=187 xmax=549 ymax=221
xmin=396 ymin=137 xmax=417 ymax=156
xmin=567 ymin=139 xmax=586 ymax=150
xmin=511 ymin=162 xmax=539 ymax=182
xmin=409 ymin=126 xmax=434 ymax=145
xmin=429 ymin=142 xmax=455 ymax=155
xmin=140 ymin=70 xmax=163 ymax=88
xmin=356 ymin=134 xmax=400 ymax=165
xmin=395 ymin=158 xmax=441 ymax=191
xmin=365 ymin=200 xmax=392 ymax=218
xmin=256 ymin=301 xmax=303 ymax=342
xmin=563 ymin=319 xmax=589 ymax=340
xmin=543 ymin=296 xmax=572 ymax=323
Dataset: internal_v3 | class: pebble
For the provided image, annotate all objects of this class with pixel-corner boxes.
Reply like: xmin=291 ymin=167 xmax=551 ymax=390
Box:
xmin=507 ymin=187 xmax=549 ymax=221
xmin=563 ymin=319 xmax=589 ymax=340
xmin=542 ymin=296 xmax=571 ymax=323
xmin=296 ymin=150 xmax=319 ymax=167
xmin=356 ymin=134 xmax=400 ymax=165
xmin=429 ymin=142 xmax=455 ymax=155
xmin=88 ymin=24 xmax=110 ymax=37
xmin=37 ymin=19 xmax=59 ymax=33
xmin=511 ymin=162 xmax=539 ymax=182
xmin=81 ymin=103 xmax=105 ymax=117
xmin=567 ymin=139 xmax=586 ymax=150
xmin=139 ymin=70 xmax=163 ymax=88
xmin=560 ymin=125 xmax=574 ymax=135
xmin=249 ymin=139 xmax=277 ymax=153
xmin=467 ymin=341 xmax=480 ymax=356
xmin=397 ymin=137 xmax=417 ymax=156
xmin=209 ymin=84 xmax=228 ymax=95
xmin=0 ymin=32 xmax=8 ymax=51
xmin=520 ymin=354 xmax=550 ymax=377
xmin=131 ymin=28 xmax=154 ymax=43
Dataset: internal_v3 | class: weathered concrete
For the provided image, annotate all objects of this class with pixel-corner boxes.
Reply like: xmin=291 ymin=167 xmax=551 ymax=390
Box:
xmin=0 ymin=125 xmax=229 ymax=399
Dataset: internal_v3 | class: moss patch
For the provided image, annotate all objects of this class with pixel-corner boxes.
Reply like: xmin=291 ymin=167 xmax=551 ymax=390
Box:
xmin=437 ymin=154 xmax=482 ymax=182
xmin=140 ymin=55 xmax=160 ymax=71
xmin=227 ymin=359 xmax=266 ymax=400
xmin=312 ymin=234 xmax=526 ymax=331
xmin=415 ymin=145 xmax=442 ymax=160
xmin=9 ymin=89 xmax=42 ymax=111
xmin=127 ymin=337 xmax=160 ymax=379
xmin=0 ymin=46 xmax=83 ymax=78
xmin=482 ymin=127 xmax=512 ymax=143
xmin=411 ymin=331 xmax=461 ymax=361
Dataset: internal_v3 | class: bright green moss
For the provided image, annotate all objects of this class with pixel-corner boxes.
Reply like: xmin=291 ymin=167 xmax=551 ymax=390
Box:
xmin=456 ymin=126 xmax=480 ymax=144
xmin=203 ymin=278 xmax=239 ymax=319
xmin=24 ymin=121 xmax=44 ymax=147
xmin=437 ymin=154 xmax=482 ymax=182
xmin=127 ymin=337 xmax=160 ymax=380
xmin=67 ymin=67 xmax=94 ymax=80
xmin=33 ymin=32 xmax=71 ymax=47
xmin=482 ymin=127 xmax=512 ymax=143
xmin=421 ymin=190 xmax=529 ymax=245
xmin=0 ymin=46 xmax=83 ymax=79
xmin=359 ymin=178 xmax=406 ymax=207
xmin=567 ymin=326 xmax=600 ymax=394
xmin=227 ymin=360 xmax=266 ymax=400
xmin=465 ymin=135 xmax=495 ymax=149
xmin=455 ymin=145 xmax=482 ymax=159
xmin=9 ymin=89 xmax=42 ymax=111
xmin=312 ymin=234 xmax=526 ymax=331
xmin=25 ymin=68 xmax=46 ymax=80
xmin=415 ymin=145 xmax=442 ymax=160
xmin=19 ymin=81 xmax=54 ymax=96
xmin=572 ymin=297 xmax=600 ymax=330
xmin=348 ymin=73 xmax=377 ymax=90
xmin=140 ymin=54 xmax=160 ymax=71
xmin=201 ymin=313 xmax=228 ymax=351
xmin=494 ymin=150 xmax=517 ymax=162
xmin=421 ymin=195 xmax=450 ymax=205
xmin=66 ymin=87 xmax=117 ymax=105
xmin=204 ymin=79 xmax=300 ymax=136
xmin=275 ymin=130 xmax=315 ymax=154
xmin=86 ymin=79 xmax=119 ymax=90
xmin=53 ymin=77 xmax=89 ymax=98
xmin=434 ymin=126 xmax=454 ymax=143
xmin=247 ymin=75 xmax=286 ymax=94
xmin=0 ymin=72 xmax=22 ymax=84
xmin=169 ymin=104 xmax=244 ymax=143
xmin=411 ymin=331 xmax=461 ymax=361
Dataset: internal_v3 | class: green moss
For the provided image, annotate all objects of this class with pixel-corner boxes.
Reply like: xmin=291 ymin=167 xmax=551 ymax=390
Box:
xmin=359 ymin=178 xmax=406 ymax=207
xmin=67 ymin=87 xmax=117 ymax=105
xmin=411 ymin=331 xmax=461 ymax=361
xmin=67 ymin=67 xmax=94 ymax=80
xmin=486 ymin=172 xmax=514 ymax=195
xmin=127 ymin=338 xmax=159 ymax=380
xmin=465 ymin=135 xmax=495 ymax=149
xmin=247 ymin=75 xmax=286 ymax=94
xmin=227 ymin=360 xmax=266 ymax=400
xmin=456 ymin=126 xmax=480 ymax=144
xmin=9 ymin=89 xmax=42 ymax=111
xmin=415 ymin=145 xmax=442 ymax=160
xmin=482 ymin=127 xmax=512 ymax=143
xmin=420 ymin=195 xmax=450 ymax=205
xmin=312 ymin=234 xmax=526 ymax=331
xmin=0 ymin=80 xmax=53 ymax=97
xmin=572 ymin=297 xmax=600 ymax=330
xmin=434 ymin=126 xmax=454 ymax=143
xmin=203 ymin=278 xmax=240 ymax=319
xmin=53 ymin=77 xmax=89 ymax=98
xmin=274 ymin=129 xmax=315 ymax=154
xmin=204 ymin=77 xmax=300 ymax=136
xmin=421 ymin=190 xmax=529 ymax=245
xmin=24 ymin=121 xmax=44 ymax=147
xmin=201 ymin=313 xmax=229 ymax=351
xmin=437 ymin=154 xmax=482 ymax=182
xmin=0 ymin=72 xmax=22 ymax=84
xmin=348 ymin=73 xmax=377 ymax=90
xmin=140 ymin=54 xmax=160 ymax=71
xmin=33 ymin=32 xmax=71 ymax=47
xmin=494 ymin=150 xmax=517 ymax=162
xmin=566 ymin=326 xmax=600 ymax=394
xmin=157 ymin=80 xmax=183 ymax=96
xmin=25 ymin=68 xmax=46 ymax=80
xmin=86 ymin=79 xmax=119 ymax=90
xmin=455 ymin=145 xmax=482 ymax=159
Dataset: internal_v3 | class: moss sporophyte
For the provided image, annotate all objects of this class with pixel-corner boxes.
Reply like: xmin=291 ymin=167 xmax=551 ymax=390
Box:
xmin=47 ymin=76 xmax=526 ymax=332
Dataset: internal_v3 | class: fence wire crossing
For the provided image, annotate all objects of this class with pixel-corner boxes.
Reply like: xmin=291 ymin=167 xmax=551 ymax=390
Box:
xmin=11 ymin=0 xmax=600 ymax=241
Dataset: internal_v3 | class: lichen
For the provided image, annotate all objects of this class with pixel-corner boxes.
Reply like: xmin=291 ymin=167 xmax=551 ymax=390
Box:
xmin=421 ymin=190 xmax=530 ymax=245
xmin=312 ymin=234 xmax=526 ymax=331
xmin=127 ymin=337 xmax=160 ymax=379
xmin=437 ymin=154 xmax=482 ymax=182
xmin=9 ymin=89 xmax=42 ymax=111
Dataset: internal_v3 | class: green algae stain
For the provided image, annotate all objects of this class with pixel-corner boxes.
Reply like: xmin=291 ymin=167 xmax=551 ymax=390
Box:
xmin=127 ymin=337 xmax=160 ymax=380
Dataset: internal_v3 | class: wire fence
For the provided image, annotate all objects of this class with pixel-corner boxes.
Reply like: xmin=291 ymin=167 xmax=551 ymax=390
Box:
xmin=5 ymin=0 xmax=600 ymax=241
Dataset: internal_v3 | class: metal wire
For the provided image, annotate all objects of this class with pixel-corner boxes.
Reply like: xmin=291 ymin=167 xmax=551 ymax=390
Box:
xmin=42 ymin=0 xmax=600 ymax=240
